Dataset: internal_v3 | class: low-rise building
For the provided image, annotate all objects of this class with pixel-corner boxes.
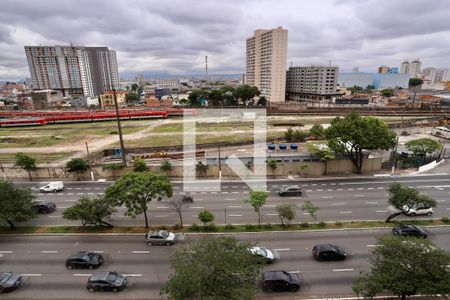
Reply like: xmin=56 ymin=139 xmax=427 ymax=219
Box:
xmin=99 ymin=90 xmax=126 ymax=108
xmin=31 ymin=89 xmax=64 ymax=110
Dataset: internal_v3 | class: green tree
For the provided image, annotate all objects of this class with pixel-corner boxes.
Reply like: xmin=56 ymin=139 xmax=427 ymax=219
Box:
xmin=276 ymin=202 xmax=297 ymax=226
xmin=309 ymin=124 xmax=325 ymax=139
xmin=188 ymin=89 xmax=207 ymax=106
xmin=234 ymin=85 xmax=259 ymax=105
xmin=257 ymin=96 xmax=267 ymax=106
xmin=381 ymin=88 xmax=394 ymax=97
xmin=0 ymin=181 xmax=37 ymax=229
xmin=65 ymin=158 xmax=88 ymax=181
xmin=160 ymin=160 xmax=173 ymax=173
xmin=208 ymin=89 xmax=224 ymax=106
xmin=125 ymin=93 xmax=140 ymax=102
xmin=133 ymin=158 xmax=148 ymax=172
xmin=301 ymin=201 xmax=319 ymax=223
xmin=409 ymin=78 xmax=423 ymax=88
xmin=405 ymin=138 xmax=442 ymax=156
xmin=131 ymin=83 xmax=139 ymax=91
xmin=63 ymin=195 xmax=116 ymax=227
xmin=353 ymin=236 xmax=450 ymax=300
xmin=245 ymin=191 xmax=268 ymax=226
xmin=102 ymin=163 xmax=125 ymax=180
xmin=161 ymin=236 xmax=263 ymax=300
xmin=326 ymin=113 xmax=396 ymax=174
xmin=137 ymin=86 xmax=144 ymax=95
xmin=385 ymin=182 xmax=436 ymax=222
xmin=284 ymin=127 xmax=294 ymax=141
xmin=195 ymin=161 xmax=209 ymax=177
xmin=15 ymin=152 xmax=37 ymax=181
xmin=105 ymin=171 xmax=173 ymax=228
xmin=308 ymin=143 xmax=335 ymax=175
xmin=293 ymin=129 xmax=309 ymax=142
xmin=348 ymin=85 xmax=364 ymax=94
xmin=198 ymin=209 xmax=214 ymax=227
xmin=267 ymin=158 xmax=277 ymax=177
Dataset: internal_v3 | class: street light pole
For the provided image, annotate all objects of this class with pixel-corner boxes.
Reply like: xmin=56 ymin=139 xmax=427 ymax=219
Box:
xmin=112 ymin=87 xmax=127 ymax=167
xmin=218 ymin=143 xmax=222 ymax=180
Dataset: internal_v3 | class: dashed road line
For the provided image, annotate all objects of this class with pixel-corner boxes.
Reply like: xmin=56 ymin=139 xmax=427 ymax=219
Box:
xmin=376 ymin=210 xmax=389 ymax=213
xmin=322 ymin=196 xmax=334 ymax=199
xmin=132 ymin=251 xmax=150 ymax=254
xmin=73 ymin=274 xmax=92 ymax=277
xmin=229 ymin=214 xmax=243 ymax=217
xmin=331 ymin=202 xmax=347 ymax=206
xmin=266 ymin=213 xmax=279 ymax=216
xmin=366 ymin=244 xmax=379 ymax=247
xmin=21 ymin=274 xmax=43 ymax=277
xmin=0 ymin=251 xmax=13 ymax=254
xmin=41 ymin=250 xmax=58 ymax=254
xmin=365 ymin=201 xmax=379 ymax=204
xmin=191 ymin=206 xmax=204 ymax=209
xmin=339 ymin=211 xmax=352 ymax=214
xmin=225 ymin=198 xmax=237 ymax=201
xmin=354 ymin=194 xmax=365 ymax=197
xmin=273 ymin=248 xmax=291 ymax=251
xmin=154 ymin=215 xmax=168 ymax=218
xmin=228 ymin=205 xmax=243 ymax=208
xmin=333 ymin=268 xmax=354 ymax=272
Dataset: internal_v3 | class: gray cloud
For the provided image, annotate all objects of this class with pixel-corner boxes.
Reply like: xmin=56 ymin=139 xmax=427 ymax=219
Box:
xmin=0 ymin=0 xmax=449 ymax=80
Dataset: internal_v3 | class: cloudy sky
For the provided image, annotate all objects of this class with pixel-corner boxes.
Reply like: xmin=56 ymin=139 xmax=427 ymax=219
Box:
xmin=1 ymin=0 xmax=450 ymax=81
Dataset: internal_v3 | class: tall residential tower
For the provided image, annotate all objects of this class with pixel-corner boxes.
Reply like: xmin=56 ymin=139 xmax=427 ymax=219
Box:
xmin=25 ymin=45 xmax=119 ymax=97
xmin=245 ymin=26 xmax=288 ymax=102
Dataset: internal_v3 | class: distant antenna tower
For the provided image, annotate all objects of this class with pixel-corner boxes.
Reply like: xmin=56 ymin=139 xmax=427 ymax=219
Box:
xmin=290 ymin=61 xmax=293 ymax=68
xmin=205 ymin=56 xmax=208 ymax=84
xmin=329 ymin=60 xmax=332 ymax=67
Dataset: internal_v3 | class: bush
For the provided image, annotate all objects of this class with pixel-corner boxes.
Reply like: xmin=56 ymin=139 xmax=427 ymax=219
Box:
xmin=205 ymin=223 xmax=217 ymax=232
xmin=317 ymin=221 xmax=326 ymax=228
xmin=189 ymin=223 xmax=200 ymax=232
xmin=245 ymin=224 xmax=255 ymax=231
xmin=300 ymin=222 xmax=309 ymax=228
xmin=263 ymin=223 xmax=273 ymax=229
xmin=224 ymin=224 xmax=234 ymax=231
xmin=441 ymin=217 xmax=449 ymax=224
xmin=335 ymin=221 xmax=343 ymax=227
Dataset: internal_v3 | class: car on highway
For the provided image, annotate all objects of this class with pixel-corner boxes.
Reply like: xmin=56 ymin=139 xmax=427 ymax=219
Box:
xmin=249 ymin=246 xmax=280 ymax=263
xmin=33 ymin=201 xmax=56 ymax=214
xmin=86 ymin=271 xmax=127 ymax=292
xmin=40 ymin=181 xmax=64 ymax=193
xmin=65 ymin=251 xmax=104 ymax=269
xmin=278 ymin=185 xmax=302 ymax=197
xmin=312 ymin=244 xmax=347 ymax=261
xmin=262 ymin=271 xmax=301 ymax=292
xmin=0 ymin=272 xmax=22 ymax=293
xmin=403 ymin=204 xmax=433 ymax=216
xmin=146 ymin=230 xmax=180 ymax=246
xmin=393 ymin=224 xmax=428 ymax=238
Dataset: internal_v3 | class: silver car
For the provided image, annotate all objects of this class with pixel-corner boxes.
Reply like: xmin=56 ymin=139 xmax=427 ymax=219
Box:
xmin=146 ymin=230 xmax=180 ymax=246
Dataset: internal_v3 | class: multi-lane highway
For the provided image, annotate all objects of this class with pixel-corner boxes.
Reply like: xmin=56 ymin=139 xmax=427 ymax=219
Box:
xmin=0 ymin=227 xmax=449 ymax=299
xmin=15 ymin=174 xmax=450 ymax=227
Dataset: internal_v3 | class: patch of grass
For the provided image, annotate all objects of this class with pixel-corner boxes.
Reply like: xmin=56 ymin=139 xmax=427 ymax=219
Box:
xmin=0 ymin=152 xmax=75 ymax=164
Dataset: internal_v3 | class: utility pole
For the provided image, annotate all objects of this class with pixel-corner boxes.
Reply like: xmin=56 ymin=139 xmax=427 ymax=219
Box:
xmin=0 ymin=161 xmax=6 ymax=180
xmin=205 ymin=56 xmax=208 ymax=85
xmin=218 ymin=143 xmax=222 ymax=180
xmin=113 ymin=88 xmax=127 ymax=167
xmin=85 ymin=141 xmax=94 ymax=181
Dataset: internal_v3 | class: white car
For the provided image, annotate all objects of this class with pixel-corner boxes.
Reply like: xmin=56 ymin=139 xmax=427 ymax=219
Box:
xmin=249 ymin=246 xmax=280 ymax=263
xmin=146 ymin=230 xmax=178 ymax=246
xmin=403 ymin=204 xmax=433 ymax=216
xmin=40 ymin=181 xmax=64 ymax=193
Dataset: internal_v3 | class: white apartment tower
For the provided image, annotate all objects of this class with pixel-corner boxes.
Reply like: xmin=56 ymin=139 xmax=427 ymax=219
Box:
xmin=400 ymin=61 xmax=410 ymax=74
xmin=25 ymin=45 xmax=119 ymax=97
xmin=409 ymin=60 xmax=421 ymax=78
xmin=246 ymin=26 xmax=288 ymax=102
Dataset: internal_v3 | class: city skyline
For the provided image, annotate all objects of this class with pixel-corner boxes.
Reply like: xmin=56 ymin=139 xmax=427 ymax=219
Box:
xmin=1 ymin=0 xmax=450 ymax=81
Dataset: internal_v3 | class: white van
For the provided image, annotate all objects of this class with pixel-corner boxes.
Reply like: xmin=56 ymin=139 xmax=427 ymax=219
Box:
xmin=40 ymin=181 xmax=64 ymax=193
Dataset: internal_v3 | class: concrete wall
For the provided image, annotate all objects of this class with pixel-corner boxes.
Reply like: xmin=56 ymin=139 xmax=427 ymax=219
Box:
xmin=1 ymin=158 xmax=382 ymax=181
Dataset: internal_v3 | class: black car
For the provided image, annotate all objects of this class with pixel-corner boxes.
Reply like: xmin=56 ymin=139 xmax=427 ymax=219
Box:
xmin=0 ymin=272 xmax=22 ymax=293
xmin=87 ymin=271 xmax=127 ymax=292
xmin=312 ymin=244 xmax=347 ymax=261
xmin=262 ymin=271 xmax=301 ymax=292
xmin=278 ymin=185 xmax=302 ymax=197
xmin=393 ymin=224 xmax=428 ymax=238
xmin=33 ymin=201 xmax=56 ymax=214
xmin=66 ymin=251 xmax=104 ymax=269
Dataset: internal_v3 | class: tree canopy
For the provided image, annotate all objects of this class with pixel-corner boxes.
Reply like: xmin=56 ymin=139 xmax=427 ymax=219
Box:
xmin=161 ymin=236 xmax=263 ymax=300
xmin=65 ymin=158 xmax=88 ymax=181
xmin=405 ymin=138 xmax=442 ymax=156
xmin=326 ymin=113 xmax=397 ymax=173
xmin=276 ymin=202 xmax=297 ymax=226
xmin=133 ymin=158 xmax=148 ymax=172
xmin=234 ymin=85 xmax=259 ymax=105
xmin=385 ymin=182 xmax=436 ymax=222
xmin=105 ymin=171 xmax=173 ymax=228
xmin=381 ymin=88 xmax=394 ymax=98
xmin=353 ymin=236 xmax=450 ymax=300
xmin=408 ymin=78 xmax=423 ymax=88
xmin=15 ymin=152 xmax=37 ymax=181
xmin=198 ymin=209 xmax=214 ymax=227
xmin=0 ymin=181 xmax=37 ymax=229
xmin=245 ymin=191 xmax=268 ymax=226
xmin=301 ymin=201 xmax=319 ymax=223
xmin=63 ymin=195 xmax=115 ymax=227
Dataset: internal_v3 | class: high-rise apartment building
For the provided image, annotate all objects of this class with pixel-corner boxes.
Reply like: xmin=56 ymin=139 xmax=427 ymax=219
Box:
xmin=400 ymin=61 xmax=410 ymax=74
xmin=245 ymin=26 xmax=288 ymax=102
xmin=286 ymin=66 xmax=339 ymax=102
xmin=409 ymin=59 xmax=421 ymax=78
xmin=25 ymin=45 xmax=119 ymax=97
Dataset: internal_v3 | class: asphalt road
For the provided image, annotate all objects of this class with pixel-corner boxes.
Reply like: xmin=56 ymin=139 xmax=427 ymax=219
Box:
xmin=1 ymin=227 xmax=449 ymax=299
xmin=14 ymin=174 xmax=450 ymax=227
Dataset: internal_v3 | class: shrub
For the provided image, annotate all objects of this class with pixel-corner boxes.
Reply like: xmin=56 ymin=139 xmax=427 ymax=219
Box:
xmin=300 ymin=222 xmax=309 ymax=228
xmin=189 ymin=223 xmax=199 ymax=232
xmin=205 ymin=223 xmax=217 ymax=232
xmin=335 ymin=221 xmax=343 ymax=227
xmin=263 ymin=223 xmax=273 ymax=229
xmin=317 ymin=221 xmax=326 ymax=228
xmin=441 ymin=217 xmax=449 ymax=224
xmin=224 ymin=224 xmax=235 ymax=231
xmin=245 ymin=224 xmax=255 ymax=230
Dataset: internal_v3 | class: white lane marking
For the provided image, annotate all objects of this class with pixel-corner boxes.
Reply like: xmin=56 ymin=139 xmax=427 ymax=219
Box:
xmin=196 ymin=199 xmax=204 ymax=201
xmin=378 ymin=187 xmax=384 ymax=189
xmin=357 ymin=188 xmax=364 ymax=190
xmin=48 ymin=216 xmax=62 ymax=218
xmin=437 ymin=199 xmax=446 ymax=202
xmin=229 ymin=214 xmax=243 ymax=217
xmin=66 ymin=188 xmax=73 ymax=190
xmin=331 ymin=183 xmax=336 ymax=185
xmin=365 ymin=201 xmax=379 ymax=204
xmin=232 ymin=191 xmax=239 ymax=194
xmin=221 ymin=191 xmax=229 ymax=194
xmin=322 ymin=196 xmax=334 ymax=199
xmin=263 ymin=204 xmax=276 ymax=208
xmin=65 ymin=199 xmax=77 ymax=202
xmin=67 ymin=193 xmax=74 ymax=195
xmin=73 ymin=274 xmax=92 ymax=277
xmin=97 ymin=193 xmax=104 ymax=195
xmin=232 ymin=185 xmax=238 ymax=188
xmin=367 ymin=244 xmax=379 ymax=247
xmin=337 ymin=188 xmax=343 ymax=191
xmin=41 ymin=250 xmax=58 ymax=253
xmin=157 ymin=206 xmax=169 ymax=209
xmin=312 ymin=184 xmax=317 ymax=186
xmin=132 ymin=250 xmax=150 ymax=254
xmin=348 ymin=188 xmax=354 ymax=191
xmin=92 ymin=250 xmax=104 ymax=253
xmin=376 ymin=210 xmax=389 ymax=213
xmin=155 ymin=215 xmax=168 ymax=218
xmin=266 ymin=213 xmax=279 ymax=216
xmin=190 ymin=206 xmax=204 ymax=209
xmin=124 ymin=274 xmax=143 ymax=277
xmin=339 ymin=211 xmax=352 ymax=214
xmin=303 ymin=212 xmax=310 ymax=215
xmin=327 ymin=189 xmax=333 ymax=191
xmin=289 ymin=270 xmax=301 ymax=273
xmin=333 ymin=268 xmax=354 ymax=272
xmin=21 ymin=274 xmax=42 ymax=276
xmin=200 ymin=191 xmax=207 ymax=194
xmin=273 ymin=248 xmax=291 ymax=251
xmin=77 ymin=193 xmax=84 ymax=195
xmin=368 ymin=187 xmax=374 ymax=190
xmin=87 ymin=193 xmax=94 ymax=195
xmin=331 ymin=202 xmax=346 ymax=206
xmin=354 ymin=194 xmax=365 ymax=197
xmin=58 ymin=206 xmax=68 ymax=209
xmin=242 ymin=191 xmax=249 ymax=194
xmin=228 ymin=205 xmax=242 ymax=208
xmin=211 ymin=192 xmax=217 ymax=194
xmin=321 ymin=184 xmax=326 ymax=186
xmin=75 ymin=188 xmax=82 ymax=190
xmin=317 ymin=189 xmax=323 ymax=191
xmin=225 ymin=198 xmax=236 ymax=201
xmin=306 ymin=189 xmax=313 ymax=192
xmin=0 ymin=251 xmax=13 ymax=254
